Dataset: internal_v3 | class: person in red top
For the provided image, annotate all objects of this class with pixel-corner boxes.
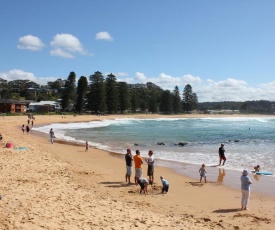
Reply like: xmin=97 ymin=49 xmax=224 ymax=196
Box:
xmin=133 ymin=150 xmax=143 ymax=185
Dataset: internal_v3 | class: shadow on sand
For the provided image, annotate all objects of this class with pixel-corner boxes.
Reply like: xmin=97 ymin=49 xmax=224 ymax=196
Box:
xmin=212 ymin=208 xmax=242 ymax=213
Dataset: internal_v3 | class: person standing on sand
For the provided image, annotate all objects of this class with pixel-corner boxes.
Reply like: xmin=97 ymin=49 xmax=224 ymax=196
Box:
xmin=240 ymin=169 xmax=252 ymax=210
xmin=145 ymin=150 xmax=154 ymax=184
xmin=85 ymin=141 xmax=89 ymax=152
xmin=218 ymin=143 xmax=226 ymax=166
xmin=22 ymin=124 xmax=25 ymax=134
xmin=199 ymin=164 xmax=207 ymax=183
xmin=49 ymin=128 xmax=55 ymax=144
xmin=125 ymin=149 xmax=133 ymax=184
xmin=133 ymin=150 xmax=143 ymax=185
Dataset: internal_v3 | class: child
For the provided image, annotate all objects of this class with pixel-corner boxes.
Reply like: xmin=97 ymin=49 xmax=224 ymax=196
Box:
xmin=137 ymin=177 xmax=149 ymax=194
xmin=254 ymin=165 xmax=260 ymax=172
xmin=85 ymin=141 xmax=89 ymax=152
xmin=160 ymin=176 xmax=169 ymax=194
xmin=199 ymin=164 xmax=207 ymax=183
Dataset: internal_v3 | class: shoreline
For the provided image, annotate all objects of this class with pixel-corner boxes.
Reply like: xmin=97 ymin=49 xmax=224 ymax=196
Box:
xmin=1 ymin=114 xmax=275 ymax=229
xmin=33 ymin=117 xmax=275 ymax=197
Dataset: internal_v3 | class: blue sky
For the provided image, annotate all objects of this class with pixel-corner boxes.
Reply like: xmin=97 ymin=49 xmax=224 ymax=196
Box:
xmin=1 ymin=0 xmax=275 ymax=102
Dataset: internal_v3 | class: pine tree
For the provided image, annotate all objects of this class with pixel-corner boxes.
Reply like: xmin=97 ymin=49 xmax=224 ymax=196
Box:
xmin=75 ymin=76 xmax=88 ymax=113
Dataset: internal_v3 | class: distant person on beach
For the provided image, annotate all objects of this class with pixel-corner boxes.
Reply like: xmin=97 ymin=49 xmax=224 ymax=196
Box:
xmin=138 ymin=177 xmax=149 ymax=194
xmin=125 ymin=149 xmax=133 ymax=184
xmin=133 ymin=150 xmax=143 ymax=185
xmin=160 ymin=176 xmax=169 ymax=194
xmin=145 ymin=150 xmax=154 ymax=184
xmin=49 ymin=128 xmax=55 ymax=144
xmin=240 ymin=169 xmax=252 ymax=210
xmin=22 ymin=124 xmax=25 ymax=134
xmin=254 ymin=165 xmax=260 ymax=172
xmin=26 ymin=125 xmax=30 ymax=134
xmin=0 ymin=133 xmax=3 ymax=142
xmin=218 ymin=143 xmax=226 ymax=166
xmin=31 ymin=120 xmax=34 ymax=127
xmin=85 ymin=141 xmax=89 ymax=152
xmin=199 ymin=164 xmax=207 ymax=183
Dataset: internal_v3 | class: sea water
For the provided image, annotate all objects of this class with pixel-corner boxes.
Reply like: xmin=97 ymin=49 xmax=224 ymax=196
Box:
xmin=33 ymin=117 xmax=275 ymax=175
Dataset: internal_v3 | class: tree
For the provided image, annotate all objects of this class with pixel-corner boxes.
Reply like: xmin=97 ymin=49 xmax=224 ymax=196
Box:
xmin=75 ymin=76 xmax=88 ymax=113
xmin=130 ymin=89 xmax=140 ymax=113
xmin=61 ymin=72 xmax=76 ymax=111
xmin=87 ymin=71 xmax=106 ymax=114
xmin=148 ymin=90 xmax=159 ymax=113
xmin=182 ymin=84 xmax=198 ymax=113
xmin=118 ymin=82 xmax=130 ymax=113
xmin=105 ymin=73 xmax=119 ymax=114
xmin=160 ymin=90 xmax=173 ymax=114
xmin=173 ymin=86 xmax=181 ymax=114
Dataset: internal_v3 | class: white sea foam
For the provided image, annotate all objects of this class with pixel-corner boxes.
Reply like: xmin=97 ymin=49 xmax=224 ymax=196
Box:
xmin=33 ymin=117 xmax=275 ymax=176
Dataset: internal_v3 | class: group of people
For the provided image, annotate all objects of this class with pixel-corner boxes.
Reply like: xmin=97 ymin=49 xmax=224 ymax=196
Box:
xmin=198 ymin=143 xmax=253 ymax=210
xmin=125 ymin=149 xmax=169 ymax=195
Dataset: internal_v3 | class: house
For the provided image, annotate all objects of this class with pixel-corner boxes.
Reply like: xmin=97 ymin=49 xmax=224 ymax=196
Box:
xmin=28 ymin=101 xmax=61 ymax=113
xmin=0 ymin=99 xmax=27 ymax=113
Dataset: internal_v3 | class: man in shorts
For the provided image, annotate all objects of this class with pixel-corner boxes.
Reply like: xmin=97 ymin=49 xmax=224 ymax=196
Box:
xmin=145 ymin=150 xmax=154 ymax=184
xmin=125 ymin=148 xmax=133 ymax=184
xmin=133 ymin=150 xmax=143 ymax=185
xmin=218 ymin=143 xmax=226 ymax=166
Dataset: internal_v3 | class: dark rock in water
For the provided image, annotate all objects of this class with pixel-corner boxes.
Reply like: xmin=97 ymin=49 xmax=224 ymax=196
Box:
xmin=134 ymin=143 xmax=139 ymax=146
xmin=234 ymin=140 xmax=239 ymax=142
xmin=157 ymin=142 xmax=165 ymax=145
xmin=178 ymin=142 xmax=188 ymax=146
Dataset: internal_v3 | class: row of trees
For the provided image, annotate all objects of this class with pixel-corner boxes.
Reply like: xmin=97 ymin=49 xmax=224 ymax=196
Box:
xmin=61 ymin=71 xmax=198 ymax=114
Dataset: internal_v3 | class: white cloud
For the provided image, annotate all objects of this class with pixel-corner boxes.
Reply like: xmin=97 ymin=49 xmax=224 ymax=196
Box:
xmin=50 ymin=33 xmax=89 ymax=58
xmin=95 ymin=32 xmax=113 ymax=41
xmin=0 ymin=69 xmax=60 ymax=85
xmin=2 ymin=68 xmax=275 ymax=102
xmin=50 ymin=48 xmax=74 ymax=59
xmin=17 ymin=35 xmax=45 ymax=51
xmin=117 ymin=72 xmax=275 ymax=102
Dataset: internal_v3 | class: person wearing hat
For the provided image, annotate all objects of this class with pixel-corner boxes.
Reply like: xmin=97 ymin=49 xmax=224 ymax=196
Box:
xmin=125 ymin=149 xmax=133 ymax=184
xmin=218 ymin=143 xmax=226 ymax=166
xmin=240 ymin=169 xmax=252 ymax=210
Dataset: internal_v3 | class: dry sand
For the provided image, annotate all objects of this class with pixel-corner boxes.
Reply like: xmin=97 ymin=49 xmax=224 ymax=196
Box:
xmin=0 ymin=114 xmax=274 ymax=230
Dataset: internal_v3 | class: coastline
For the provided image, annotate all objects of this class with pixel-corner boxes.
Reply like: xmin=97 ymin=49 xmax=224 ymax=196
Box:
xmin=1 ymin=114 xmax=275 ymax=229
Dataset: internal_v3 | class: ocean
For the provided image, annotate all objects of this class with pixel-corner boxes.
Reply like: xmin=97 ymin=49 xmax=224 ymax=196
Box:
xmin=33 ymin=116 xmax=275 ymax=175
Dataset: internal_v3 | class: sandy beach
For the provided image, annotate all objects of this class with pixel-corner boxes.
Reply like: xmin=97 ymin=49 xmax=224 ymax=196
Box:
xmin=0 ymin=114 xmax=274 ymax=230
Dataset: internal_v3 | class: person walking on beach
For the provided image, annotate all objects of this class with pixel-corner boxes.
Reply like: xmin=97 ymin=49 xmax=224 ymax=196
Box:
xmin=145 ymin=150 xmax=155 ymax=184
xmin=199 ymin=164 xmax=207 ymax=183
xmin=133 ymin=150 xmax=143 ymax=185
xmin=125 ymin=148 xmax=133 ymax=184
xmin=160 ymin=176 xmax=169 ymax=194
xmin=240 ymin=169 xmax=252 ymax=210
xmin=137 ymin=177 xmax=149 ymax=194
xmin=22 ymin=124 xmax=25 ymax=134
xmin=85 ymin=141 xmax=89 ymax=152
xmin=49 ymin=128 xmax=55 ymax=144
xmin=218 ymin=143 xmax=226 ymax=166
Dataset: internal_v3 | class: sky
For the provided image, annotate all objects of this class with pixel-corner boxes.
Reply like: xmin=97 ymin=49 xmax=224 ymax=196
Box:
xmin=1 ymin=0 xmax=275 ymax=102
